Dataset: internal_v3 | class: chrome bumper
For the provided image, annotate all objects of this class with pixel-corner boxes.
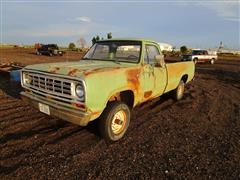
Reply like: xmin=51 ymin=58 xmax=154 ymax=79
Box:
xmin=21 ymin=91 xmax=91 ymax=126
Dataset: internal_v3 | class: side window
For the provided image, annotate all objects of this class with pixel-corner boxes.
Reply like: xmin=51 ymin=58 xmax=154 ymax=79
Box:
xmin=145 ymin=45 xmax=160 ymax=64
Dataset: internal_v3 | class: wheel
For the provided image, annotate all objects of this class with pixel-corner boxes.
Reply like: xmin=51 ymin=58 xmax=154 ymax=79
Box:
xmin=36 ymin=51 xmax=41 ymax=55
xmin=193 ymin=58 xmax=198 ymax=64
xmin=210 ymin=58 xmax=215 ymax=65
xmin=172 ymin=80 xmax=185 ymax=100
xmin=49 ymin=53 xmax=53 ymax=57
xmin=99 ymin=101 xmax=130 ymax=141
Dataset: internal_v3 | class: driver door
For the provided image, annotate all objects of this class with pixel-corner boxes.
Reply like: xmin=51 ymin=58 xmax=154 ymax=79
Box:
xmin=143 ymin=44 xmax=167 ymax=100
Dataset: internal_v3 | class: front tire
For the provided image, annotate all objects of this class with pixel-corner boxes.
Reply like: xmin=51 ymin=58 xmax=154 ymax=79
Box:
xmin=173 ymin=80 xmax=185 ymax=101
xmin=99 ymin=101 xmax=130 ymax=141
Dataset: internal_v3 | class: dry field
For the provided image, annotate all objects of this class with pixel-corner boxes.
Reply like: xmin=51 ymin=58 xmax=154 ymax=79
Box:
xmin=0 ymin=48 xmax=85 ymax=65
xmin=0 ymin=48 xmax=239 ymax=179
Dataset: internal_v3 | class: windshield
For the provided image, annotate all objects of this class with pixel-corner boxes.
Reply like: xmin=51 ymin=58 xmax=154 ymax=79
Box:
xmin=83 ymin=41 xmax=141 ymax=63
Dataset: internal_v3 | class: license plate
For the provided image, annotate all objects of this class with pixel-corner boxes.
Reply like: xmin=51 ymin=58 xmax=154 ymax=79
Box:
xmin=39 ymin=103 xmax=50 ymax=115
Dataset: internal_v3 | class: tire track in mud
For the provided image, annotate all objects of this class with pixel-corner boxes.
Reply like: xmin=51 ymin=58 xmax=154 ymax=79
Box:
xmin=0 ymin=60 xmax=240 ymax=179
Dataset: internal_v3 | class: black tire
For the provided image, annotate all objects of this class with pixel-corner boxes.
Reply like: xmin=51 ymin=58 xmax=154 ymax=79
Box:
xmin=172 ymin=80 xmax=185 ymax=101
xmin=36 ymin=51 xmax=41 ymax=55
xmin=99 ymin=101 xmax=130 ymax=141
xmin=193 ymin=58 xmax=198 ymax=64
xmin=210 ymin=58 xmax=215 ymax=65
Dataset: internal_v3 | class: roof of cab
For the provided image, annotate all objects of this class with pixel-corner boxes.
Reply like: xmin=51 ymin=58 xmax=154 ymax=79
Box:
xmin=97 ymin=38 xmax=158 ymax=44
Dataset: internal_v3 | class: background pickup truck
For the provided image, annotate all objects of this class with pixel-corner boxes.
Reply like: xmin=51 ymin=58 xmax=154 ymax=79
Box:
xmin=182 ymin=49 xmax=218 ymax=64
xmin=21 ymin=38 xmax=195 ymax=141
xmin=35 ymin=44 xmax=65 ymax=56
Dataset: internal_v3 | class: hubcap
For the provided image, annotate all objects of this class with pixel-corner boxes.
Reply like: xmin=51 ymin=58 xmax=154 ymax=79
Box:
xmin=111 ymin=110 xmax=126 ymax=134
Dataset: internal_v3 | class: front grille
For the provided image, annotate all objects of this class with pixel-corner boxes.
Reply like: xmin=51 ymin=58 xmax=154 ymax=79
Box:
xmin=30 ymin=75 xmax=71 ymax=95
xmin=22 ymin=71 xmax=84 ymax=104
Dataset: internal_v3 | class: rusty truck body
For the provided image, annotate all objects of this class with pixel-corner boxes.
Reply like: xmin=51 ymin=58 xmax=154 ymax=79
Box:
xmin=21 ymin=39 xmax=195 ymax=141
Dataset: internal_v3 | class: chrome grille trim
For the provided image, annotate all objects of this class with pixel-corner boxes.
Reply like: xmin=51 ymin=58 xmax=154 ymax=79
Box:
xmin=21 ymin=70 xmax=85 ymax=104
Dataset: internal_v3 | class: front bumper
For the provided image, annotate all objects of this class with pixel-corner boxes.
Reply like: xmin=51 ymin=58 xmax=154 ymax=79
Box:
xmin=21 ymin=91 xmax=91 ymax=126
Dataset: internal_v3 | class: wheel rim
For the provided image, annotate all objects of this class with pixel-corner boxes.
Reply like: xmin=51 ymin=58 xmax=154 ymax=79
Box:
xmin=211 ymin=59 xmax=214 ymax=64
xmin=111 ymin=110 xmax=127 ymax=135
xmin=178 ymin=84 xmax=184 ymax=98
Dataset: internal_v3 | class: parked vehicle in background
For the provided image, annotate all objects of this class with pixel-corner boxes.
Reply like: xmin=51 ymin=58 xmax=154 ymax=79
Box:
xmin=21 ymin=38 xmax=195 ymax=141
xmin=35 ymin=44 xmax=65 ymax=56
xmin=182 ymin=49 xmax=218 ymax=64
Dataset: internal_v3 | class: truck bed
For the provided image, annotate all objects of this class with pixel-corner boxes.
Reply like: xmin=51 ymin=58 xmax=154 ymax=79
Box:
xmin=164 ymin=61 xmax=195 ymax=93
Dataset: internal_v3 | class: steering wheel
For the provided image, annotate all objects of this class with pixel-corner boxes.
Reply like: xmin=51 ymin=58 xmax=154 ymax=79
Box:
xmin=127 ymin=55 xmax=138 ymax=59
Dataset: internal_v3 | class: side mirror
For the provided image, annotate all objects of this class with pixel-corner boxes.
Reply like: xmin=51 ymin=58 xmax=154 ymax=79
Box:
xmin=154 ymin=54 xmax=165 ymax=67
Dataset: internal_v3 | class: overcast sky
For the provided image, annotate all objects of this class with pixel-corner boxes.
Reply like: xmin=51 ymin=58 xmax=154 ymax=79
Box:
xmin=1 ymin=0 xmax=239 ymax=49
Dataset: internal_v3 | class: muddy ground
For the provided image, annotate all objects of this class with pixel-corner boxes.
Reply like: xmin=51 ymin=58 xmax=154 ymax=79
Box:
xmin=0 ymin=49 xmax=240 ymax=179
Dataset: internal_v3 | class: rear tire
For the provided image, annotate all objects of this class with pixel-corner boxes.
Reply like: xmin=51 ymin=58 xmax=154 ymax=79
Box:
xmin=193 ymin=58 xmax=198 ymax=64
xmin=172 ymin=80 xmax=185 ymax=101
xmin=210 ymin=58 xmax=215 ymax=65
xmin=99 ymin=101 xmax=130 ymax=141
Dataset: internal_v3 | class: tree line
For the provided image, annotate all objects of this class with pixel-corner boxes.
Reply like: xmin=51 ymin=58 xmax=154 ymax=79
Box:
xmin=68 ymin=32 xmax=112 ymax=51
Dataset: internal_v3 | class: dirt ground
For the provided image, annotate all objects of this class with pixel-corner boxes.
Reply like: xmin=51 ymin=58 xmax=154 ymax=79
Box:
xmin=0 ymin=48 xmax=240 ymax=179
xmin=0 ymin=48 xmax=84 ymax=65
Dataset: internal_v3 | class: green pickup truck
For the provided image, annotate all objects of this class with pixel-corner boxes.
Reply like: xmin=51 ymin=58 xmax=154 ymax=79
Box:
xmin=21 ymin=38 xmax=195 ymax=141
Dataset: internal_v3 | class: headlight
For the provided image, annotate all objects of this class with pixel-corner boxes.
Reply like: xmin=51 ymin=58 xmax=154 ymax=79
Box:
xmin=75 ymin=84 xmax=85 ymax=101
xmin=23 ymin=72 xmax=32 ymax=85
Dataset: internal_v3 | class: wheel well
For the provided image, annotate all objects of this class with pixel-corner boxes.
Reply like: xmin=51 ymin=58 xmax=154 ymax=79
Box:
xmin=181 ymin=74 xmax=188 ymax=83
xmin=108 ymin=90 xmax=134 ymax=109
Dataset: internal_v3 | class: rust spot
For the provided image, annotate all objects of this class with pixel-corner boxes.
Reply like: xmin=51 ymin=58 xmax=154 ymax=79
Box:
xmin=92 ymin=111 xmax=101 ymax=116
xmin=68 ymin=69 xmax=78 ymax=76
xmin=109 ymin=92 xmax=121 ymax=102
xmin=126 ymin=68 xmax=141 ymax=94
xmin=114 ymin=118 xmax=123 ymax=125
xmin=84 ymin=67 xmax=122 ymax=76
xmin=144 ymin=91 xmax=152 ymax=98
xmin=88 ymin=108 xmax=101 ymax=117
xmin=49 ymin=67 xmax=60 ymax=73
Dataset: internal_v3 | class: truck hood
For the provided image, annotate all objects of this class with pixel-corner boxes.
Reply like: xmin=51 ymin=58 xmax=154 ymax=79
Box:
xmin=24 ymin=60 xmax=130 ymax=78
